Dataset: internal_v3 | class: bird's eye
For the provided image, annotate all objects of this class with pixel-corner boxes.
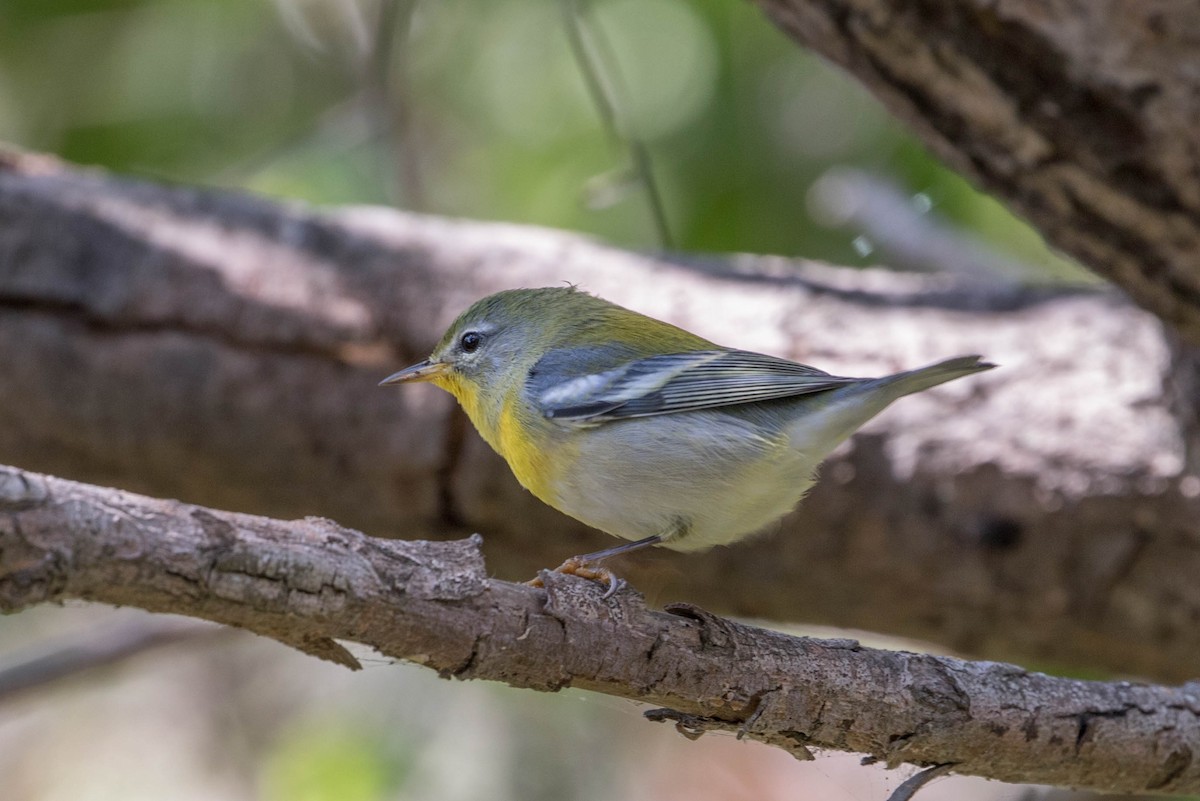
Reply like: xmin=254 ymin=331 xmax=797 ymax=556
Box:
xmin=459 ymin=331 xmax=483 ymax=353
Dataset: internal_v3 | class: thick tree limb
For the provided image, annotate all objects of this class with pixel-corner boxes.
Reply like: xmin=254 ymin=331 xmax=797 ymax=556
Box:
xmin=0 ymin=151 xmax=1197 ymax=681
xmin=751 ymin=0 xmax=1200 ymax=344
xmin=1 ymin=464 xmax=1198 ymax=796
xmin=0 ymin=148 xmax=1195 ymax=676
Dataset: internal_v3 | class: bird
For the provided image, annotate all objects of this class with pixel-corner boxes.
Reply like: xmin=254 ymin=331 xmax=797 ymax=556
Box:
xmin=381 ymin=286 xmax=993 ymax=595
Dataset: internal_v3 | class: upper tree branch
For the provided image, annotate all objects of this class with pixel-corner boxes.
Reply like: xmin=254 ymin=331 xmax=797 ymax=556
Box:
xmin=1 ymin=463 xmax=1198 ymax=796
xmin=751 ymin=0 xmax=1200 ymax=344
xmin=0 ymin=151 xmax=1197 ymax=681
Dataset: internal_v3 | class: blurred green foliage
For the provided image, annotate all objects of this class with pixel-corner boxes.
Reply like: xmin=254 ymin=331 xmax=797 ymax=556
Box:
xmin=255 ymin=665 xmax=632 ymax=801
xmin=0 ymin=0 xmax=1077 ymax=272
xmin=263 ymin=724 xmax=395 ymax=801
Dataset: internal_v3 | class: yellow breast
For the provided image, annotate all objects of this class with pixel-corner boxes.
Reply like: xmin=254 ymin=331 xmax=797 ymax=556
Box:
xmin=436 ymin=371 xmax=568 ymax=509
xmin=495 ymin=394 xmax=565 ymax=507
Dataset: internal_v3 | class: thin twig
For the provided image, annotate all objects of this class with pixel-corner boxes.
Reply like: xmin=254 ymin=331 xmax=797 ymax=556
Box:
xmin=884 ymin=764 xmax=955 ymax=801
xmin=0 ymin=618 xmax=231 ymax=704
xmin=561 ymin=0 xmax=674 ymax=248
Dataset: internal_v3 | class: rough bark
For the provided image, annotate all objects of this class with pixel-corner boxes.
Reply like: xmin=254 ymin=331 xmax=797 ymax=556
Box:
xmin=2 ymin=464 xmax=1198 ymax=796
xmin=750 ymin=0 xmax=1200 ymax=345
xmin=0 ymin=152 xmax=1197 ymax=681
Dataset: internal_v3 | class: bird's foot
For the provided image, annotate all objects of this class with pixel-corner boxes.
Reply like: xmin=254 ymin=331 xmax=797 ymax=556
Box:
xmin=527 ymin=556 xmax=626 ymax=599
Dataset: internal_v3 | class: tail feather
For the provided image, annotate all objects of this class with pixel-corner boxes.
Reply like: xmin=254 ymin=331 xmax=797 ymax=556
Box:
xmin=782 ymin=355 xmax=993 ymax=458
xmin=879 ymin=355 xmax=996 ymax=398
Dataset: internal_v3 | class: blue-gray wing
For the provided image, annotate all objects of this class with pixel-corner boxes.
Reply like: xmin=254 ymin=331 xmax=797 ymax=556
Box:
xmin=529 ymin=347 xmax=860 ymax=424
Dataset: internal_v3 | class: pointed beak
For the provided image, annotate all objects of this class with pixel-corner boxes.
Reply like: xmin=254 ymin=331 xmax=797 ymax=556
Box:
xmin=379 ymin=359 xmax=449 ymax=386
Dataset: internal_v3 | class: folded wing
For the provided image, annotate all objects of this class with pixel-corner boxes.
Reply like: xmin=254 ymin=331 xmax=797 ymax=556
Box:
xmin=531 ymin=348 xmax=861 ymax=424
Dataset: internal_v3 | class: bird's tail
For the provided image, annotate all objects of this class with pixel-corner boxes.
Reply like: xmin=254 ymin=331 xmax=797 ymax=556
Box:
xmin=782 ymin=355 xmax=993 ymax=459
xmin=876 ymin=355 xmax=996 ymax=398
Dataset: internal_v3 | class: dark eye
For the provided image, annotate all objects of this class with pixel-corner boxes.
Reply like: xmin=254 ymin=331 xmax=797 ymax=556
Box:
xmin=459 ymin=331 xmax=483 ymax=353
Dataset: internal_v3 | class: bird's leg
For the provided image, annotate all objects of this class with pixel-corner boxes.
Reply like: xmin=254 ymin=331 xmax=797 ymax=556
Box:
xmin=528 ymin=534 xmax=663 ymax=599
xmin=574 ymin=534 xmax=667 ymax=563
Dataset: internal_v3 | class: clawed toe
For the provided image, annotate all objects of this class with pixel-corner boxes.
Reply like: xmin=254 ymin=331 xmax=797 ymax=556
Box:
xmin=526 ymin=556 xmax=626 ymax=598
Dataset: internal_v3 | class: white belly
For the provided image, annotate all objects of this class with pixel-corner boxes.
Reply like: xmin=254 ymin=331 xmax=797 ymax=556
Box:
xmin=551 ymin=410 xmax=821 ymax=552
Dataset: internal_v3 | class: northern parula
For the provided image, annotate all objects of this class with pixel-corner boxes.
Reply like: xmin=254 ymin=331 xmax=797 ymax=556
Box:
xmin=381 ymin=287 xmax=992 ymax=592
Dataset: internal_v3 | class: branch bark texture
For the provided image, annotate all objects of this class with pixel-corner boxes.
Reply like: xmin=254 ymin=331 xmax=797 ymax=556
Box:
xmin=2 ymin=464 xmax=1199 ymax=796
xmin=0 ymin=152 xmax=1197 ymax=681
xmin=751 ymin=0 xmax=1200 ymax=344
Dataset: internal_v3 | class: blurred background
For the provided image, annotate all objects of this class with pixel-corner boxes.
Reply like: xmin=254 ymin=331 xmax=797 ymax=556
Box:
xmin=0 ymin=0 xmax=1100 ymax=799
xmin=0 ymin=0 xmax=1084 ymax=276
xmin=0 ymin=607 xmax=1083 ymax=801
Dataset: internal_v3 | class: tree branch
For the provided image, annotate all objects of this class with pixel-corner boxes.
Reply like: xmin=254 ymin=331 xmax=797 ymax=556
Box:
xmin=750 ymin=0 xmax=1200 ymax=344
xmin=0 ymin=150 xmax=1197 ymax=681
xmin=1 ymin=463 xmax=1198 ymax=795
xmin=0 ymin=618 xmax=227 ymax=703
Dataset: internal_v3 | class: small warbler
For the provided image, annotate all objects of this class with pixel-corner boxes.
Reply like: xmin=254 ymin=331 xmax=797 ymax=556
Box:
xmin=382 ymin=287 xmax=992 ymax=593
